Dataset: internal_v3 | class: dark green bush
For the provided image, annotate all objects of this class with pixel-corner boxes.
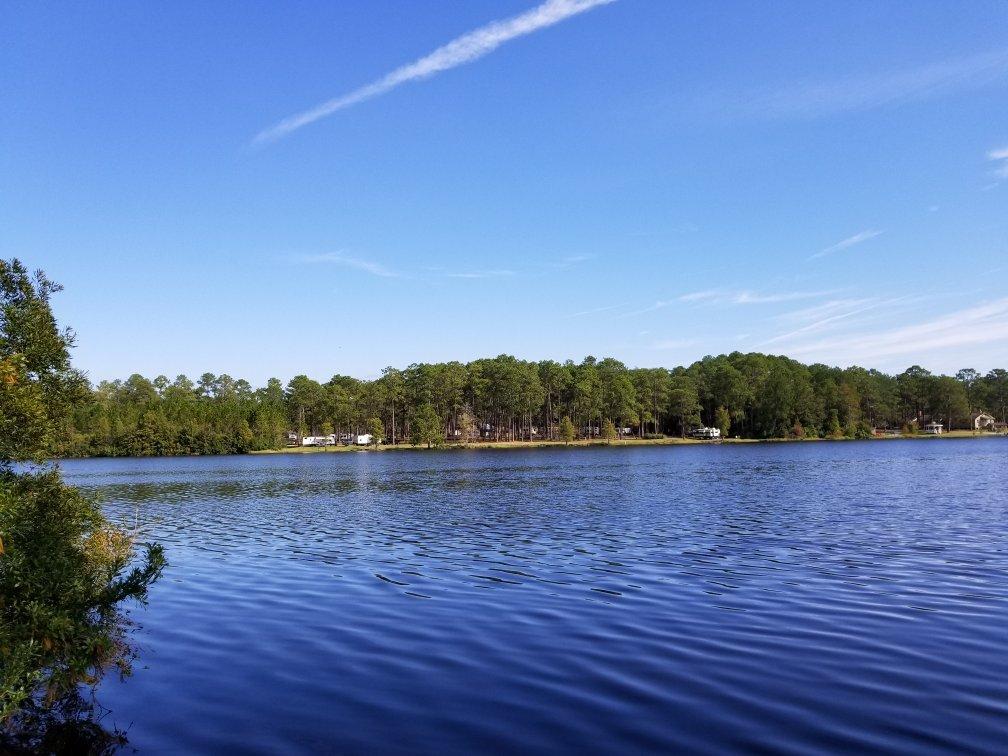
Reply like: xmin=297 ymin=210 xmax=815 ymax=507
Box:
xmin=0 ymin=259 xmax=164 ymax=732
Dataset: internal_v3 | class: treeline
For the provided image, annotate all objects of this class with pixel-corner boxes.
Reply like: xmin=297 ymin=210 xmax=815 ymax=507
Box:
xmin=54 ymin=355 xmax=1008 ymax=457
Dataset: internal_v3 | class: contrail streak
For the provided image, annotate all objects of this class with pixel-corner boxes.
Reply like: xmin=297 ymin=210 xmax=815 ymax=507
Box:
xmin=253 ymin=0 xmax=615 ymax=145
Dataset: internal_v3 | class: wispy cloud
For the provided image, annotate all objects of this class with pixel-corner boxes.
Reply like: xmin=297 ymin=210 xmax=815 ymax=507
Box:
xmin=429 ymin=254 xmax=594 ymax=282
xmin=296 ymin=252 xmax=399 ymax=278
xmin=679 ymin=289 xmax=829 ymax=306
xmin=784 ymin=298 xmax=1008 ymax=362
xmin=758 ymin=297 xmax=903 ymax=347
xmin=677 ymin=289 xmax=720 ymax=303
xmin=707 ymin=48 xmax=1008 ymax=120
xmin=609 ymin=289 xmax=821 ymax=319
xmin=809 ymin=229 xmax=884 ymax=261
xmin=253 ymin=0 xmax=615 ymax=145
xmin=989 ymin=146 xmax=1008 ymax=179
xmin=566 ymin=301 xmax=629 ymax=318
xmin=445 ymin=269 xmax=515 ymax=279
xmin=614 ymin=299 xmax=677 ymax=319
xmin=540 ymin=253 xmax=597 ymax=273
xmin=774 ymin=298 xmax=875 ymax=325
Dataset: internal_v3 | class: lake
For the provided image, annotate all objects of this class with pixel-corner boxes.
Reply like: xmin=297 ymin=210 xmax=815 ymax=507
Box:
xmin=60 ymin=439 xmax=1008 ymax=754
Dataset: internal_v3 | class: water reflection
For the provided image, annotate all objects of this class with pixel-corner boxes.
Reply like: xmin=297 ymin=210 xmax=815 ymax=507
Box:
xmin=1 ymin=690 xmax=127 ymax=755
xmin=59 ymin=440 xmax=1008 ymax=754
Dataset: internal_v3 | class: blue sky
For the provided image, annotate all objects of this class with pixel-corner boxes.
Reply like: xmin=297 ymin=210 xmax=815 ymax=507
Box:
xmin=2 ymin=0 xmax=1007 ymax=384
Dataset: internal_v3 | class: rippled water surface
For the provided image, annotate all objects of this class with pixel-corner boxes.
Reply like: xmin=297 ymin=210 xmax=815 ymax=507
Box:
xmin=61 ymin=439 xmax=1008 ymax=754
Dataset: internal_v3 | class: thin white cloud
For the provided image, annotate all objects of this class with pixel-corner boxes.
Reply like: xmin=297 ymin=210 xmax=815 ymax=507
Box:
xmin=679 ymin=289 xmax=830 ymax=306
xmin=254 ymin=0 xmax=615 ymax=145
xmin=611 ymin=289 xmax=828 ymax=318
xmin=445 ymin=269 xmax=515 ymax=279
xmin=735 ymin=291 xmax=829 ymax=304
xmin=784 ymin=298 xmax=1008 ymax=362
xmin=758 ymin=298 xmax=904 ymax=347
xmin=431 ymin=254 xmax=594 ymax=282
xmin=296 ymin=252 xmax=399 ymax=278
xmin=541 ymin=253 xmax=597 ymax=272
xmin=677 ymin=289 xmax=721 ymax=303
xmin=809 ymin=229 xmax=883 ymax=261
xmin=614 ymin=299 xmax=677 ymax=319
xmin=774 ymin=297 xmax=874 ymax=324
xmin=989 ymin=146 xmax=1008 ymax=179
xmin=565 ymin=301 xmax=630 ymax=318
xmin=709 ymin=48 xmax=1008 ymax=120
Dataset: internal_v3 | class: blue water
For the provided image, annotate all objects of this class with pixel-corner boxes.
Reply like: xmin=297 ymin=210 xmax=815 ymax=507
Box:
xmin=60 ymin=439 xmax=1008 ymax=754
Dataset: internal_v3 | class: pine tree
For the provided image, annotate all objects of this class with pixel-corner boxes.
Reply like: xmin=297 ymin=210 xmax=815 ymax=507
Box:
xmin=410 ymin=403 xmax=444 ymax=448
xmin=558 ymin=416 xmax=576 ymax=444
xmin=715 ymin=406 xmax=731 ymax=438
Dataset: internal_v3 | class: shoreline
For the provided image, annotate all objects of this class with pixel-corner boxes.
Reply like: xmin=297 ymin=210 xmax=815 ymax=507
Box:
xmin=49 ymin=431 xmax=1005 ymax=461
xmin=251 ymin=429 xmax=1004 ymax=455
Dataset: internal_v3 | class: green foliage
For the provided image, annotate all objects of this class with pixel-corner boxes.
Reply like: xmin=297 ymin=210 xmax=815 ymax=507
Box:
xmin=827 ymin=409 xmax=843 ymax=438
xmin=558 ymin=416 xmax=576 ymax=444
xmin=853 ymin=421 xmax=873 ymax=440
xmin=0 ymin=262 xmax=87 ymax=463
xmin=601 ymin=419 xmax=618 ymax=443
xmin=668 ymin=380 xmax=702 ymax=438
xmin=367 ymin=417 xmax=384 ymax=445
xmin=0 ymin=471 xmax=165 ymax=719
xmin=714 ymin=406 xmax=731 ymax=438
xmin=44 ymin=334 xmax=1008 ymax=454
xmin=380 ymin=367 xmax=405 ymax=444
xmin=410 ymin=403 xmax=444 ymax=448
xmin=0 ymin=259 xmax=164 ymax=728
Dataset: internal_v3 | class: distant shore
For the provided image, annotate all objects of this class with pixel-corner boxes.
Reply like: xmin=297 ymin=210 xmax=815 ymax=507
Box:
xmin=251 ymin=430 xmax=1003 ymax=455
xmin=50 ymin=430 xmax=1005 ymax=461
xmin=253 ymin=436 xmax=711 ymax=454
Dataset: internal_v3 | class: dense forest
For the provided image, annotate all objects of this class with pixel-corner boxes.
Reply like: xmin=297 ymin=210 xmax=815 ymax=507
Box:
xmin=56 ymin=355 xmax=1008 ymax=457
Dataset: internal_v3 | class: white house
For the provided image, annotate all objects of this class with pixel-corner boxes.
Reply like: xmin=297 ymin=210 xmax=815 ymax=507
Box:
xmin=691 ymin=426 xmax=721 ymax=439
xmin=355 ymin=433 xmax=373 ymax=445
xmin=972 ymin=412 xmax=996 ymax=431
xmin=923 ymin=421 xmax=943 ymax=435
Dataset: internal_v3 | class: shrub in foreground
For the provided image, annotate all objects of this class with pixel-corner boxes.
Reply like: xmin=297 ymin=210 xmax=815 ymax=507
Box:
xmin=0 ymin=259 xmax=164 ymax=742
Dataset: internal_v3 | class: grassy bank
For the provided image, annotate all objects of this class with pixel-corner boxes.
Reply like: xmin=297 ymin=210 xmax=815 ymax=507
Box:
xmin=252 ymin=436 xmax=706 ymax=454
xmin=250 ymin=430 xmax=1004 ymax=455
